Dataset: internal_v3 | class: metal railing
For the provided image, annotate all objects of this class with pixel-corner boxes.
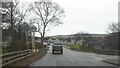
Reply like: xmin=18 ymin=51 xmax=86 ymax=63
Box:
xmin=2 ymin=49 xmax=32 ymax=66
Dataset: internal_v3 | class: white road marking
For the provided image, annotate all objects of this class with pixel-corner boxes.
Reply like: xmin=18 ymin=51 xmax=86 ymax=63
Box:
xmin=64 ymin=54 xmax=76 ymax=64
xmin=70 ymin=59 xmax=76 ymax=64
xmin=89 ymin=56 xmax=102 ymax=61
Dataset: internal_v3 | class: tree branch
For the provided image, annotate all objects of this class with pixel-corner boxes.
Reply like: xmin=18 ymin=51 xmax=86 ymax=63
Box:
xmin=37 ymin=6 xmax=45 ymax=23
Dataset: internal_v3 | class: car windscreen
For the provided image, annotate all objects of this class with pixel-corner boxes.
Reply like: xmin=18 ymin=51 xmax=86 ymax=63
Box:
xmin=53 ymin=43 xmax=62 ymax=45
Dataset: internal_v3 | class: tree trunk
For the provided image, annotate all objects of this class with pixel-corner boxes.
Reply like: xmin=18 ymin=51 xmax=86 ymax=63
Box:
xmin=40 ymin=25 xmax=46 ymax=46
xmin=10 ymin=2 xmax=14 ymax=45
xmin=41 ymin=36 xmax=44 ymax=45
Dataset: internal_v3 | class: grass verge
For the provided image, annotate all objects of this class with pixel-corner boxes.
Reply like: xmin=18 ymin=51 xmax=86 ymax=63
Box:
xmin=66 ymin=44 xmax=88 ymax=52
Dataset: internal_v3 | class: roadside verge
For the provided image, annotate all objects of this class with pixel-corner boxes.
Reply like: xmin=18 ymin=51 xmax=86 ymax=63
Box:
xmin=102 ymin=59 xmax=120 ymax=66
xmin=64 ymin=45 xmax=119 ymax=66
xmin=7 ymin=48 xmax=48 ymax=66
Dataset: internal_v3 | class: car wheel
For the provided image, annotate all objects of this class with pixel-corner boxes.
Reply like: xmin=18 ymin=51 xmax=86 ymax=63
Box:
xmin=61 ymin=50 xmax=63 ymax=54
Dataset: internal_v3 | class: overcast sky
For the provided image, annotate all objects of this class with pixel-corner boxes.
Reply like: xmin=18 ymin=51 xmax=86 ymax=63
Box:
xmin=20 ymin=0 xmax=120 ymax=37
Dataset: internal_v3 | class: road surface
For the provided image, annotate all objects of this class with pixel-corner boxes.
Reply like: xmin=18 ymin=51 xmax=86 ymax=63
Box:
xmin=30 ymin=45 xmax=117 ymax=66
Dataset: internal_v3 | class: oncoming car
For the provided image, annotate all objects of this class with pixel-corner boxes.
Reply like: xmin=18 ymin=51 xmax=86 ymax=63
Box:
xmin=52 ymin=43 xmax=63 ymax=54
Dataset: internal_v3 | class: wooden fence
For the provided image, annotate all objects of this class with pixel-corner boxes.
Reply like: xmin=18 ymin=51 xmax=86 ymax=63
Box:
xmin=2 ymin=49 xmax=32 ymax=66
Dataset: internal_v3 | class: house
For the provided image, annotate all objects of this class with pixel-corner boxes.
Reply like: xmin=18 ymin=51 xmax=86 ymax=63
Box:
xmin=53 ymin=38 xmax=61 ymax=43
xmin=47 ymin=38 xmax=54 ymax=43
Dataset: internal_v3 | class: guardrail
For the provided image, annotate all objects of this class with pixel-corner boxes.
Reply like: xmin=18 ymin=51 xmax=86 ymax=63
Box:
xmin=2 ymin=49 xmax=32 ymax=66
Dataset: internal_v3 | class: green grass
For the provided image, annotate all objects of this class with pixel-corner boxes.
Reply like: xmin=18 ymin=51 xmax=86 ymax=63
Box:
xmin=66 ymin=44 xmax=88 ymax=51
xmin=2 ymin=47 xmax=10 ymax=54
xmin=70 ymin=44 xmax=80 ymax=49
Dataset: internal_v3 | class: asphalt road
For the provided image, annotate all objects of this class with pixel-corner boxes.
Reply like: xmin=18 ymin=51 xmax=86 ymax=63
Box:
xmin=30 ymin=46 xmax=116 ymax=66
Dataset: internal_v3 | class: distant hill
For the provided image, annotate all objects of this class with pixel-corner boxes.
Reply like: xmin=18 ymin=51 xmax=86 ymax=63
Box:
xmin=48 ymin=33 xmax=107 ymax=39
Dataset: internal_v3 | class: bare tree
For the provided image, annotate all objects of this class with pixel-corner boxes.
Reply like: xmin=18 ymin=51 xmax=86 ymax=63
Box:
xmin=30 ymin=2 xmax=65 ymax=45
xmin=2 ymin=1 xmax=28 ymax=49
xmin=2 ymin=2 xmax=29 ymax=30
xmin=2 ymin=1 xmax=32 ymax=52
xmin=107 ymin=22 xmax=120 ymax=33
xmin=106 ymin=22 xmax=119 ymax=50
